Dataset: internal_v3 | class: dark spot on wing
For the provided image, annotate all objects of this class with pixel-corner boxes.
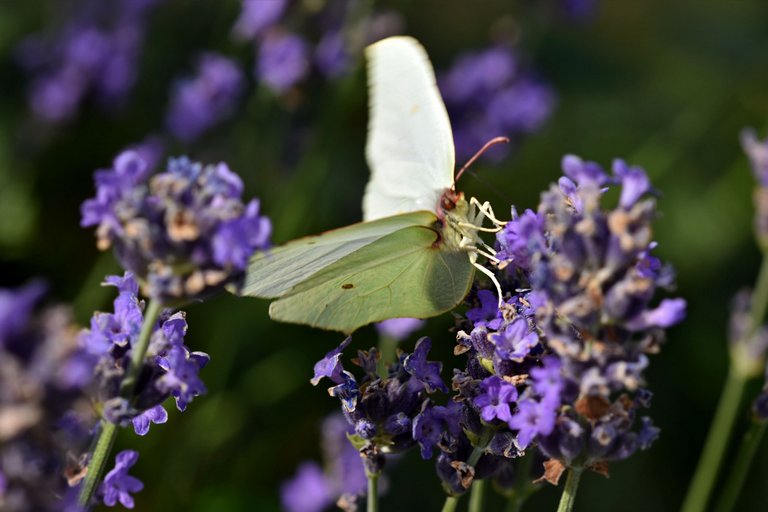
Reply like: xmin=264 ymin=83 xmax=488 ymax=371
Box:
xmin=342 ymin=283 xmax=354 ymax=290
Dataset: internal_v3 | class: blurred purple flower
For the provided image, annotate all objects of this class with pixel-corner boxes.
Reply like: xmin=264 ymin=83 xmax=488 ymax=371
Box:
xmin=166 ymin=53 xmax=245 ymax=142
xmin=439 ymin=45 xmax=555 ymax=163
xmin=375 ymin=317 xmax=425 ymax=341
xmin=232 ymin=0 xmax=287 ymax=41
xmin=281 ymin=462 xmax=332 ymax=512
xmin=257 ymin=31 xmax=310 ymax=93
xmin=16 ymin=0 xmax=162 ymax=123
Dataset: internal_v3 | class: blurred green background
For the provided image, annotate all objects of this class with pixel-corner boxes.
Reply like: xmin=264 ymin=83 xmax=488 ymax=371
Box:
xmin=2 ymin=0 xmax=768 ymax=510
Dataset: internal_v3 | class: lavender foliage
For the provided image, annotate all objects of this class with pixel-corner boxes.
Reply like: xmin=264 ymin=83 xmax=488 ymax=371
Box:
xmin=81 ymin=151 xmax=271 ymax=302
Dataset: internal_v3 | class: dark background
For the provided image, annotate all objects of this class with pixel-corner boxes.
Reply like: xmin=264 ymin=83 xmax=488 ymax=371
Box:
xmin=2 ymin=0 xmax=768 ymax=510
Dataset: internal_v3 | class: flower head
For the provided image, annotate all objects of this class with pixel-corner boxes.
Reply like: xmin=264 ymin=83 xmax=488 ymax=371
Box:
xmin=166 ymin=53 xmax=245 ymax=142
xmin=81 ymin=151 xmax=271 ymax=301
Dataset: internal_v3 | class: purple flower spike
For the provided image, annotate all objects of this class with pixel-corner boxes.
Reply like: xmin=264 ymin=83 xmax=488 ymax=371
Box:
xmin=375 ymin=317 xmax=425 ymax=341
xmin=0 ymin=280 xmax=46 ymax=345
xmin=741 ymin=128 xmax=768 ymax=187
xmin=508 ymin=399 xmax=558 ymax=449
xmin=232 ymin=0 xmax=287 ymax=41
xmin=474 ymin=375 xmax=518 ymax=423
xmin=99 ymin=450 xmax=144 ymax=508
xmin=311 ymin=337 xmax=351 ymax=386
xmin=280 ymin=462 xmax=332 ymax=512
xmin=257 ymin=31 xmax=309 ymax=93
xmin=131 ymin=404 xmax=168 ymax=436
xmin=166 ymin=53 xmax=245 ymax=142
xmin=403 ymin=337 xmax=448 ymax=393
xmin=490 ymin=318 xmax=539 ymax=362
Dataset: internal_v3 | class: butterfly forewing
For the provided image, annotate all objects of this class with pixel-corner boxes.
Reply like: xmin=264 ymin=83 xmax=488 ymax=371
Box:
xmin=242 ymin=211 xmax=437 ymax=298
xmin=363 ymin=36 xmax=456 ymax=221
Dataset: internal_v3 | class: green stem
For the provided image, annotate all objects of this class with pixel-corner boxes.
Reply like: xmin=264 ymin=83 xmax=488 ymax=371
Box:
xmin=78 ymin=299 xmax=162 ymax=509
xmin=119 ymin=300 xmax=162 ymax=396
xmin=76 ymin=420 xmax=117 ymax=508
xmin=682 ymin=256 xmax=768 ymax=512
xmin=681 ymin=368 xmax=749 ymax=512
xmin=441 ymin=496 xmax=460 ymax=512
xmin=367 ymin=473 xmax=379 ymax=512
xmin=468 ymin=477 xmax=485 ymax=512
xmin=556 ymin=467 xmax=583 ymax=512
xmin=714 ymin=421 xmax=767 ymax=512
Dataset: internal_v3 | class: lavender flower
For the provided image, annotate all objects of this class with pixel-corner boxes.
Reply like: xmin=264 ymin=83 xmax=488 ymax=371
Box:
xmin=232 ymin=0 xmax=402 ymax=95
xmin=742 ymin=128 xmax=768 ymax=249
xmin=0 ymin=283 xmax=92 ymax=511
xmin=439 ymin=45 xmax=556 ymax=163
xmin=281 ymin=414 xmax=368 ymax=512
xmin=232 ymin=0 xmax=288 ymax=41
xmin=15 ymin=0 xmax=161 ymax=123
xmin=257 ymin=31 xmax=310 ymax=93
xmin=79 ymin=272 xmax=208 ymax=423
xmin=375 ymin=318 xmax=425 ymax=341
xmin=81 ymin=151 xmax=271 ymax=302
xmin=98 ymin=450 xmax=144 ymax=508
xmin=166 ymin=53 xmax=245 ymax=142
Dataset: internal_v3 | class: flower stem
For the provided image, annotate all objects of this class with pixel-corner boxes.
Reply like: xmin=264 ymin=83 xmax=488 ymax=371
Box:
xmin=682 ymin=255 xmax=768 ymax=512
xmin=468 ymin=477 xmax=485 ymax=512
xmin=367 ymin=472 xmax=379 ymax=512
xmin=77 ymin=299 xmax=162 ymax=509
xmin=682 ymin=368 xmax=749 ymax=512
xmin=714 ymin=421 xmax=767 ymax=512
xmin=76 ymin=420 xmax=116 ymax=508
xmin=556 ymin=467 xmax=583 ymax=512
xmin=441 ymin=496 xmax=460 ymax=512
xmin=120 ymin=300 xmax=162 ymax=396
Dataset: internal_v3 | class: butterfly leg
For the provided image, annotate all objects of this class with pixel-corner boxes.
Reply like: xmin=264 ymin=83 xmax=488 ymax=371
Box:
xmin=468 ymin=251 xmax=504 ymax=308
xmin=469 ymin=197 xmax=507 ymax=228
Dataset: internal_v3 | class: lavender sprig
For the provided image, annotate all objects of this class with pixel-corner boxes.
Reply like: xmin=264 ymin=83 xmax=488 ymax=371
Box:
xmin=683 ymin=130 xmax=768 ymax=512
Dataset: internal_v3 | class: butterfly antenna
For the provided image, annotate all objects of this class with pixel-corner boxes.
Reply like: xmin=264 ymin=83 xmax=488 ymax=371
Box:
xmin=453 ymin=136 xmax=510 ymax=186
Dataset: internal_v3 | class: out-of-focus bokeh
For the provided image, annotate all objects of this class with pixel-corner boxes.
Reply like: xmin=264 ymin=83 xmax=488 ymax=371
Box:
xmin=2 ymin=0 xmax=768 ymax=510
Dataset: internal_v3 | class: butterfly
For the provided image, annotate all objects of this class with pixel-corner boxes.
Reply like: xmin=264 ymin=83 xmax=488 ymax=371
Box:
xmin=241 ymin=36 xmax=505 ymax=334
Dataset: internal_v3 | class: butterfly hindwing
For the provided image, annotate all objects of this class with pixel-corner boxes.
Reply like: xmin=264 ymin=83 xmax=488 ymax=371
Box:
xmin=268 ymin=224 xmax=474 ymax=333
